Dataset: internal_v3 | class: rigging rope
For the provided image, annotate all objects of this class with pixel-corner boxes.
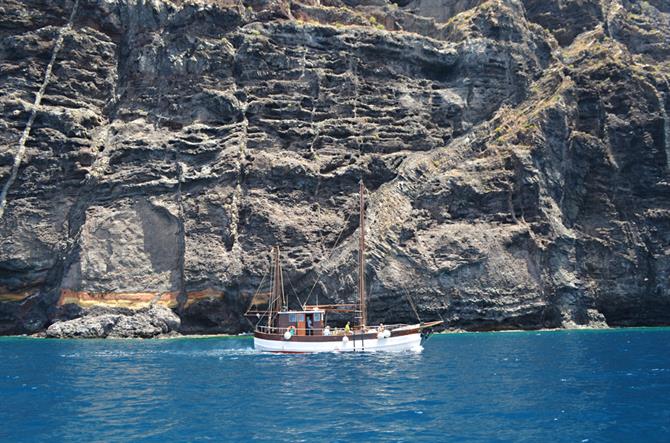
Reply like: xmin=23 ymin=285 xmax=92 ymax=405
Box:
xmin=246 ymin=256 xmax=272 ymax=328
xmin=302 ymin=208 xmax=355 ymax=307
xmin=247 ymin=265 xmax=269 ymax=311
xmin=287 ymin=273 xmax=305 ymax=308
xmin=400 ymin=281 xmax=422 ymax=323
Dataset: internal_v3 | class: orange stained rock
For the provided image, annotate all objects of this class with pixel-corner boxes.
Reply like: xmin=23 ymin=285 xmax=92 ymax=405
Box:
xmin=0 ymin=288 xmax=35 ymax=303
xmin=58 ymin=289 xmax=179 ymax=309
xmin=184 ymin=288 xmax=225 ymax=307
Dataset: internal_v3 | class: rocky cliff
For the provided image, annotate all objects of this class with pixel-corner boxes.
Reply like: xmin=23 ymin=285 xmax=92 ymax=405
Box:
xmin=1 ymin=0 xmax=669 ymax=335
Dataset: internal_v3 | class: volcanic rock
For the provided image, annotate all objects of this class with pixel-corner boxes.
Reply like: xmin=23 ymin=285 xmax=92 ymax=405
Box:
xmin=1 ymin=0 xmax=669 ymax=335
xmin=45 ymin=305 xmax=181 ymax=338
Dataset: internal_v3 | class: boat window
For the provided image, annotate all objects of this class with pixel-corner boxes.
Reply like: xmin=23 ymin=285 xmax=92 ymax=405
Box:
xmin=289 ymin=313 xmax=296 ymax=323
xmin=314 ymin=313 xmax=321 ymax=322
xmin=297 ymin=314 xmax=305 ymax=322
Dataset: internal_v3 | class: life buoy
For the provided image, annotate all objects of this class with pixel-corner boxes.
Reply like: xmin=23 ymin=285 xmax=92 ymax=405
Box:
xmin=284 ymin=326 xmax=296 ymax=340
xmin=384 ymin=330 xmax=391 ymax=338
xmin=342 ymin=336 xmax=349 ymax=344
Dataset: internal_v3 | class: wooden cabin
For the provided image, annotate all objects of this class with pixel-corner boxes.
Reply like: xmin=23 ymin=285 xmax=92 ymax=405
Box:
xmin=276 ymin=310 xmax=325 ymax=336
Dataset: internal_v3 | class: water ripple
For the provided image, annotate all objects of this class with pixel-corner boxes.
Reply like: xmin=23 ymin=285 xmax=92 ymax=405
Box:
xmin=1 ymin=329 xmax=670 ymax=442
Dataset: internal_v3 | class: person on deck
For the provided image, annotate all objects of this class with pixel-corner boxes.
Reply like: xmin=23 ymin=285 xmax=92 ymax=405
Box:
xmin=323 ymin=325 xmax=331 ymax=336
xmin=344 ymin=322 xmax=351 ymax=335
xmin=306 ymin=317 xmax=313 ymax=336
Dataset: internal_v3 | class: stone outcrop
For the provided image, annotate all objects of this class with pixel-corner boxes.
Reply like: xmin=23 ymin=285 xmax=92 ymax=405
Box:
xmin=45 ymin=305 xmax=181 ymax=338
xmin=1 ymin=0 xmax=669 ymax=336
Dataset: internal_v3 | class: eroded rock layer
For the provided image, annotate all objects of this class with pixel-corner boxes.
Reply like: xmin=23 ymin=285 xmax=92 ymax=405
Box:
xmin=1 ymin=0 xmax=669 ymax=335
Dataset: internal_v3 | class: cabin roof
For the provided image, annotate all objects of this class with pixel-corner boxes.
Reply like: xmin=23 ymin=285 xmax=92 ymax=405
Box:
xmin=278 ymin=310 xmax=324 ymax=315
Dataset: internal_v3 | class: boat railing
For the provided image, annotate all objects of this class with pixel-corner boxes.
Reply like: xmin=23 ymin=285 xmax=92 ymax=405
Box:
xmin=255 ymin=323 xmax=411 ymax=336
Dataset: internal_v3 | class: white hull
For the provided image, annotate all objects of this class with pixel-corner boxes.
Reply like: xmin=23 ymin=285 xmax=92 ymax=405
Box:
xmin=254 ymin=332 xmax=423 ymax=353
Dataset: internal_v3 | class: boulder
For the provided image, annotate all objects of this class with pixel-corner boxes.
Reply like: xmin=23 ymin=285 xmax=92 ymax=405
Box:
xmin=45 ymin=306 xmax=181 ymax=338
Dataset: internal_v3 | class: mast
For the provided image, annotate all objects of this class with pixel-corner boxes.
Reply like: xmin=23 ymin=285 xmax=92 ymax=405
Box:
xmin=268 ymin=246 xmax=274 ymax=329
xmin=359 ymin=180 xmax=367 ymax=327
xmin=269 ymin=245 xmax=282 ymax=330
xmin=275 ymin=246 xmax=283 ymax=319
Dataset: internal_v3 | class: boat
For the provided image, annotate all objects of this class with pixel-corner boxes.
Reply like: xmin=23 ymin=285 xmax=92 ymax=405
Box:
xmin=246 ymin=181 xmax=443 ymax=353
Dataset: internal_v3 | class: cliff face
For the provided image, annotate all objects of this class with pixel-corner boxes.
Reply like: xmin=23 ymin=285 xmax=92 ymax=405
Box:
xmin=1 ymin=0 xmax=669 ymax=335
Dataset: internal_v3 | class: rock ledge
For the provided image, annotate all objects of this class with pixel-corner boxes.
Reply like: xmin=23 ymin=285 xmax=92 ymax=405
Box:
xmin=45 ymin=306 xmax=181 ymax=338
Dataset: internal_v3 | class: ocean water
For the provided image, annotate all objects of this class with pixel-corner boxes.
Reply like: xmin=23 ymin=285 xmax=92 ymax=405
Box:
xmin=1 ymin=329 xmax=669 ymax=442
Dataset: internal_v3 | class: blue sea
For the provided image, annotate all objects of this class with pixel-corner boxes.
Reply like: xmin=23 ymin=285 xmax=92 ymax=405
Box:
xmin=1 ymin=328 xmax=669 ymax=442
